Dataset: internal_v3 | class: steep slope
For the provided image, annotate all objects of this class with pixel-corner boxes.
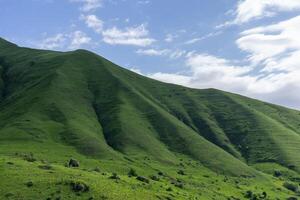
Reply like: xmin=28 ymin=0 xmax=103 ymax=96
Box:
xmin=1 ymin=37 xmax=300 ymax=199
xmin=0 ymin=38 xmax=300 ymax=176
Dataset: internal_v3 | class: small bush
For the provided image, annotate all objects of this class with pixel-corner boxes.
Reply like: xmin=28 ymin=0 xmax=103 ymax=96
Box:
xmin=24 ymin=153 xmax=36 ymax=162
xmin=274 ymin=170 xmax=282 ymax=177
xmin=261 ymin=191 xmax=267 ymax=198
xmin=25 ymin=181 xmax=33 ymax=187
xmin=283 ymin=182 xmax=299 ymax=192
xmin=150 ymin=175 xmax=160 ymax=181
xmin=174 ymin=182 xmax=184 ymax=189
xmin=93 ymin=167 xmax=101 ymax=173
xmin=68 ymin=159 xmax=79 ymax=167
xmin=243 ymin=190 xmax=267 ymax=200
xmin=158 ymin=171 xmax=164 ymax=176
xmin=177 ymin=170 xmax=185 ymax=175
xmin=110 ymin=173 xmax=120 ymax=180
xmin=128 ymin=168 xmax=137 ymax=177
xmin=288 ymin=165 xmax=296 ymax=170
xmin=5 ymin=193 xmax=14 ymax=198
xmin=136 ymin=176 xmax=149 ymax=183
xmin=70 ymin=181 xmax=89 ymax=193
xmin=286 ymin=197 xmax=298 ymax=200
xmin=99 ymin=195 xmax=108 ymax=200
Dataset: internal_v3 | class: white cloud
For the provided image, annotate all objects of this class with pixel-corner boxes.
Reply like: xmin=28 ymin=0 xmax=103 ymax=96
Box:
xmin=136 ymin=48 xmax=186 ymax=59
xmin=69 ymin=31 xmax=91 ymax=49
xmin=217 ymin=0 xmax=300 ymax=28
xmin=149 ymin=72 xmax=192 ymax=86
xmin=136 ymin=49 xmax=170 ymax=56
xmin=148 ymin=53 xmax=254 ymax=93
xmin=147 ymin=53 xmax=296 ymax=98
xmin=129 ymin=68 xmax=142 ymax=74
xmin=165 ymin=34 xmax=176 ymax=43
xmin=39 ymin=34 xmax=66 ymax=50
xmin=102 ymin=24 xmax=155 ymax=46
xmin=234 ymin=0 xmax=300 ymax=24
xmin=237 ymin=15 xmax=300 ymax=67
xmin=79 ymin=13 xmax=156 ymax=48
xmin=184 ymin=38 xmax=202 ymax=45
xmin=146 ymin=15 xmax=300 ymax=109
xmin=38 ymin=31 xmax=91 ymax=50
xmin=137 ymin=0 xmax=150 ymax=5
xmin=236 ymin=15 xmax=300 ymax=106
xmin=169 ymin=50 xmax=187 ymax=59
xmin=184 ymin=31 xmax=222 ymax=45
xmin=81 ymin=14 xmax=103 ymax=33
xmin=71 ymin=0 xmax=102 ymax=12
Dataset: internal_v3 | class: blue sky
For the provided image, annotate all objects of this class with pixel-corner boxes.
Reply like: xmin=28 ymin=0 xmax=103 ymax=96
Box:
xmin=1 ymin=0 xmax=300 ymax=109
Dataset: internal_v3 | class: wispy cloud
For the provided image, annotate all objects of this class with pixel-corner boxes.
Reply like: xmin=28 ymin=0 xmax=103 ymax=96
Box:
xmin=217 ymin=0 xmax=300 ymax=28
xmin=70 ymin=0 xmax=102 ymax=12
xmin=136 ymin=48 xmax=186 ymax=59
xmin=148 ymin=53 xmax=253 ymax=93
xmin=38 ymin=33 xmax=66 ymax=50
xmin=184 ymin=31 xmax=222 ymax=45
xmin=234 ymin=0 xmax=300 ymax=24
xmin=81 ymin=14 xmax=103 ymax=33
xmin=237 ymin=15 xmax=300 ymax=66
xmin=146 ymin=14 xmax=300 ymax=109
xmin=137 ymin=0 xmax=150 ymax=5
xmin=136 ymin=49 xmax=170 ymax=56
xmin=102 ymin=24 xmax=155 ymax=46
xmin=69 ymin=31 xmax=92 ymax=49
xmin=38 ymin=31 xmax=91 ymax=50
xmin=165 ymin=34 xmax=176 ymax=43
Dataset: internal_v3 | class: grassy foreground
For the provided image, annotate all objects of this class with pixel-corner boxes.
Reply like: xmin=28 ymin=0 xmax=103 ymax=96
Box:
xmin=0 ymin=150 xmax=298 ymax=200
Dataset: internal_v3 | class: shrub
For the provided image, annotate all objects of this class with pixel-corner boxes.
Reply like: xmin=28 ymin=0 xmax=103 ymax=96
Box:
xmin=177 ymin=170 xmax=185 ymax=175
xmin=93 ymin=167 xmax=100 ymax=173
xmin=70 ymin=181 xmax=89 ymax=192
xmin=24 ymin=153 xmax=36 ymax=162
xmin=99 ymin=195 xmax=108 ymax=200
xmin=109 ymin=173 xmax=120 ymax=180
xmin=261 ymin=191 xmax=267 ymax=198
xmin=274 ymin=170 xmax=282 ymax=177
xmin=158 ymin=171 xmax=164 ymax=176
xmin=150 ymin=175 xmax=160 ymax=181
xmin=128 ymin=168 xmax=137 ymax=177
xmin=25 ymin=181 xmax=33 ymax=187
xmin=286 ymin=197 xmax=298 ymax=200
xmin=288 ymin=165 xmax=296 ymax=170
xmin=4 ymin=193 xmax=13 ymax=198
xmin=136 ymin=176 xmax=149 ymax=183
xmin=244 ymin=190 xmax=253 ymax=198
xmin=243 ymin=190 xmax=267 ymax=200
xmin=283 ymin=182 xmax=299 ymax=192
xmin=174 ymin=182 xmax=184 ymax=189
xmin=68 ymin=159 xmax=79 ymax=167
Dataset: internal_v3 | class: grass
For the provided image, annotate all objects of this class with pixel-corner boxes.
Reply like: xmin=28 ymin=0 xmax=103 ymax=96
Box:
xmin=0 ymin=153 xmax=297 ymax=200
xmin=0 ymin=37 xmax=300 ymax=199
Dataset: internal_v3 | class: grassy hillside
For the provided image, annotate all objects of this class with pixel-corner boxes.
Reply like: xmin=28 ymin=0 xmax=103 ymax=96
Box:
xmin=0 ymin=37 xmax=300 ymax=199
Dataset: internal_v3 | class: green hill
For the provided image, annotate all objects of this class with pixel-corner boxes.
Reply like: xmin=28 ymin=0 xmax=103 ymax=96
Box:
xmin=0 ymin=37 xmax=299 ymax=200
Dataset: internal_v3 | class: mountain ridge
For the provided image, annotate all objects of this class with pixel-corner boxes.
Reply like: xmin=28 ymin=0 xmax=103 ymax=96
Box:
xmin=1 ymin=37 xmax=300 ymax=173
xmin=0 ymin=37 xmax=300 ymax=199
